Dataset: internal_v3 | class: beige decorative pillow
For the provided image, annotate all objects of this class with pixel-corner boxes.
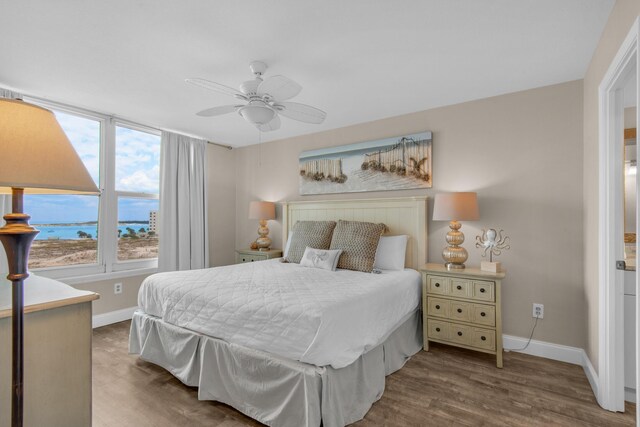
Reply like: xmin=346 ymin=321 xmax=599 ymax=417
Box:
xmin=330 ymin=220 xmax=386 ymax=272
xmin=284 ymin=221 xmax=337 ymax=264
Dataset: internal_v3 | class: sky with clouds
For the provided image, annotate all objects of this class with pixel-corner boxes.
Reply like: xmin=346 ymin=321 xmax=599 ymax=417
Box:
xmin=25 ymin=111 xmax=160 ymax=224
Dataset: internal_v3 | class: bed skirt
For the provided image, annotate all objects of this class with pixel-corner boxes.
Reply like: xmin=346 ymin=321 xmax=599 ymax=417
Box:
xmin=129 ymin=309 xmax=422 ymax=427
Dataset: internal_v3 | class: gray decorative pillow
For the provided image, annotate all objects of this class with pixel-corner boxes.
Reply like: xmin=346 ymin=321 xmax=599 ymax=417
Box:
xmin=284 ymin=221 xmax=337 ymax=264
xmin=330 ymin=220 xmax=386 ymax=272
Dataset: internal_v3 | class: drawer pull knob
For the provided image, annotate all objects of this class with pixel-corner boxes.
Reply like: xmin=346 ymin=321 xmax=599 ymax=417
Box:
xmin=480 ymin=312 xmax=486 ymax=317
xmin=456 ymin=285 xmax=462 ymax=290
xmin=435 ymin=327 xmax=441 ymax=332
xmin=435 ymin=305 xmax=440 ymax=310
xmin=457 ymin=331 xmax=463 ymax=336
xmin=481 ymin=336 xmax=487 ymax=341
xmin=435 ymin=283 xmax=440 ymax=287
xmin=480 ymin=288 xmax=486 ymax=293
xmin=457 ymin=308 xmax=462 ymax=313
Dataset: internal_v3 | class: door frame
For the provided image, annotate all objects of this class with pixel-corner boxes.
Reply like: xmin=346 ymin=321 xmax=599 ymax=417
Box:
xmin=598 ymin=16 xmax=639 ymax=415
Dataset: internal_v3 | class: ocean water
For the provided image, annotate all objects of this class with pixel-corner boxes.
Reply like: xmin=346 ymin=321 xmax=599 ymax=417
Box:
xmin=33 ymin=223 xmax=151 ymax=240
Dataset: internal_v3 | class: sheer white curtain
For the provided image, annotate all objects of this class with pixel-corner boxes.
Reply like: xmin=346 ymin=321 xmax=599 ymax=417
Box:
xmin=158 ymin=131 xmax=209 ymax=271
xmin=0 ymin=88 xmax=22 ymax=277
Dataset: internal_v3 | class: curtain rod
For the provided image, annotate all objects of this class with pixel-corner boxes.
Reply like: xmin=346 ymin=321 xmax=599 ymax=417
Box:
xmin=207 ymin=141 xmax=233 ymax=150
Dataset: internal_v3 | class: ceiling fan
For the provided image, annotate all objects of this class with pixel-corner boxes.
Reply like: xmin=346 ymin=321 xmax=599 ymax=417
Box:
xmin=186 ymin=61 xmax=327 ymax=132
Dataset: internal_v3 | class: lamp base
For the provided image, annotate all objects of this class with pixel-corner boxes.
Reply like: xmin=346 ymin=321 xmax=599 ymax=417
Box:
xmin=445 ymin=262 xmax=466 ymax=270
xmin=442 ymin=220 xmax=468 ymax=269
xmin=255 ymin=219 xmax=271 ymax=251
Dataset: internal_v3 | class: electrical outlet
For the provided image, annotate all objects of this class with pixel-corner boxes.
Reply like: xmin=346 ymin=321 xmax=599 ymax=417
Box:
xmin=114 ymin=282 xmax=123 ymax=295
xmin=533 ymin=303 xmax=544 ymax=319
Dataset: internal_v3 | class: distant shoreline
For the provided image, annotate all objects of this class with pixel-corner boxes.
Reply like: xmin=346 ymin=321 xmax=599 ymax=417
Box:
xmin=33 ymin=221 xmax=150 ymax=227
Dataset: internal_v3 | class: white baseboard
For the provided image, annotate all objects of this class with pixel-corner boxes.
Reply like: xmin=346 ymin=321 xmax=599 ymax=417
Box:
xmin=582 ymin=350 xmax=600 ymax=401
xmin=503 ymin=334 xmax=584 ymax=365
xmin=625 ymin=387 xmax=636 ymax=403
xmin=92 ymin=306 xmax=138 ymax=328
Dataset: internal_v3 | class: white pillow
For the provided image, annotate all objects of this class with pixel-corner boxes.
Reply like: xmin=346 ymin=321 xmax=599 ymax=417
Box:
xmin=299 ymin=247 xmax=342 ymax=271
xmin=373 ymin=235 xmax=408 ymax=271
xmin=284 ymin=233 xmax=293 ymax=258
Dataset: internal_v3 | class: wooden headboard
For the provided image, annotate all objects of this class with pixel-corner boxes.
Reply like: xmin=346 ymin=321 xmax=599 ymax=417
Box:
xmin=281 ymin=196 xmax=428 ymax=270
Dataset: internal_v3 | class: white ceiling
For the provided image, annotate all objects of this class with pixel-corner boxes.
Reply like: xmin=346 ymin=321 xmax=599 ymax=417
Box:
xmin=0 ymin=0 xmax=614 ymax=147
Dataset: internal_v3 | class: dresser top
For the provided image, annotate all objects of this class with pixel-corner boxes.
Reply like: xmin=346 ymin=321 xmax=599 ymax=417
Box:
xmin=421 ymin=263 xmax=506 ymax=279
xmin=0 ymin=275 xmax=99 ymax=319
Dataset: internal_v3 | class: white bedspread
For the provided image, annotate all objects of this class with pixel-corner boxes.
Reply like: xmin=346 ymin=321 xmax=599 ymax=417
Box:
xmin=137 ymin=259 xmax=421 ymax=368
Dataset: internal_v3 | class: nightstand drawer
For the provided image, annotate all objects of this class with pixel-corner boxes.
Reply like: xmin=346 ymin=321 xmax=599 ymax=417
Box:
xmin=473 ymin=304 xmax=496 ymax=327
xmin=427 ymin=319 xmax=450 ymax=341
xmin=428 ymin=297 xmax=450 ymax=319
xmin=427 ymin=275 xmax=450 ymax=295
xmin=449 ymin=323 xmax=472 ymax=346
xmin=472 ymin=281 xmax=495 ymax=302
xmin=450 ymin=278 xmax=472 ymax=298
xmin=236 ymin=253 xmax=268 ymax=263
xmin=449 ymin=300 xmax=472 ymax=322
xmin=471 ymin=328 xmax=496 ymax=351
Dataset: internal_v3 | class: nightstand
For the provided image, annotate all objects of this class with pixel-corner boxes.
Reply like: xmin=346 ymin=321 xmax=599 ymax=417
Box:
xmin=236 ymin=248 xmax=283 ymax=264
xmin=421 ymin=263 xmax=506 ymax=368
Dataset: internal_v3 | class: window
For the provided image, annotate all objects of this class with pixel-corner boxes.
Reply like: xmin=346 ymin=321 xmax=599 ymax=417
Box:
xmin=115 ymin=125 xmax=160 ymax=262
xmin=25 ymin=111 xmax=101 ymax=270
xmin=23 ymin=100 xmax=161 ymax=279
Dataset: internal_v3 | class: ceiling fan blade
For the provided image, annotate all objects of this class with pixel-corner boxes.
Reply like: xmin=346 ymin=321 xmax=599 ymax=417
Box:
xmin=277 ymin=102 xmax=326 ymax=124
xmin=186 ymin=78 xmax=245 ymax=99
xmin=196 ymin=105 xmax=239 ymax=117
xmin=257 ymin=75 xmax=302 ymax=101
xmin=256 ymin=115 xmax=281 ymax=132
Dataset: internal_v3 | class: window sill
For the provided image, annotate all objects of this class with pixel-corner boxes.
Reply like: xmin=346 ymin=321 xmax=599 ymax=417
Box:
xmin=40 ymin=267 xmax=158 ymax=286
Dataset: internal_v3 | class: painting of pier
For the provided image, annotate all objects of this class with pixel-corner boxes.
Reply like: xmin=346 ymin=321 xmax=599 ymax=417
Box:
xmin=299 ymin=131 xmax=432 ymax=195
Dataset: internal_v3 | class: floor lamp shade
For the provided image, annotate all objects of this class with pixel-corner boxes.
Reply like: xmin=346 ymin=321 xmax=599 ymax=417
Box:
xmin=0 ymin=99 xmax=98 ymax=194
xmin=0 ymin=98 xmax=99 ymax=427
xmin=249 ymin=201 xmax=276 ymax=251
xmin=432 ymin=192 xmax=479 ymax=269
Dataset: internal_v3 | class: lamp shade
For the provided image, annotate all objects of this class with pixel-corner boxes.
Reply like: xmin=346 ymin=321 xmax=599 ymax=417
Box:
xmin=432 ymin=192 xmax=479 ymax=221
xmin=0 ymin=99 xmax=99 ymax=194
xmin=249 ymin=201 xmax=276 ymax=220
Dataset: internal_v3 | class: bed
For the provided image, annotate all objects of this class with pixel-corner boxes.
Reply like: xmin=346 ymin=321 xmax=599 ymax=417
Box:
xmin=129 ymin=196 xmax=428 ymax=427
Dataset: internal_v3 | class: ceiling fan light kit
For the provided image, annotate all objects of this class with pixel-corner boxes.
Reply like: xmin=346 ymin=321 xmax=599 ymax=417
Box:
xmin=187 ymin=61 xmax=326 ymax=132
xmin=238 ymin=102 xmax=276 ymax=125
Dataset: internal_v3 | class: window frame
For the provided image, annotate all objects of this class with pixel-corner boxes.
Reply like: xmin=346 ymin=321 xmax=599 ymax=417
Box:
xmin=23 ymin=98 xmax=160 ymax=280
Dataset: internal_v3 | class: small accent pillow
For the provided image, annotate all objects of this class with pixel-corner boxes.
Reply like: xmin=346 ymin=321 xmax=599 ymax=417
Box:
xmin=373 ymin=235 xmax=409 ymax=271
xmin=330 ymin=220 xmax=386 ymax=272
xmin=299 ymin=247 xmax=342 ymax=271
xmin=284 ymin=221 xmax=337 ymax=264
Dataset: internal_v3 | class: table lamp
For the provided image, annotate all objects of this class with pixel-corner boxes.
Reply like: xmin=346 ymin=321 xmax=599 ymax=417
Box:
xmin=432 ymin=192 xmax=479 ymax=270
xmin=248 ymin=201 xmax=276 ymax=251
xmin=0 ymin=99 xmax=99 ymax=427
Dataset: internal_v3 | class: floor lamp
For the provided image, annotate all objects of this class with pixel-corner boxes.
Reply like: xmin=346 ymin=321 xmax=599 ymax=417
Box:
xmin=0 ymin=99 xmax=99 ymax=427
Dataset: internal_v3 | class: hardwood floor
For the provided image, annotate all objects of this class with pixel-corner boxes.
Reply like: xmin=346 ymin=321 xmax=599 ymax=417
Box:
xmin=93 ymin=321 xmax=635 ymax=426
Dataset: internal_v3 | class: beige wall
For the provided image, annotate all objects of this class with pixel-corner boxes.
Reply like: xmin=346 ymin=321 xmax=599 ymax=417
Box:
xmin=233 ymin=80 xmax=585 ymax=347
xmin=583 ymin=0 xmax=640 ymax=373
xmin=207 ymin=144 xmax=237 ymax=267
xmin=72 ymin=274 xmax=149 ymax=315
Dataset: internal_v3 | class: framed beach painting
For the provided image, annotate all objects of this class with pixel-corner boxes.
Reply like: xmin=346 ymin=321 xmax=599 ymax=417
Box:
xmin=299 ymin=131 xmax=432 ymax=195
